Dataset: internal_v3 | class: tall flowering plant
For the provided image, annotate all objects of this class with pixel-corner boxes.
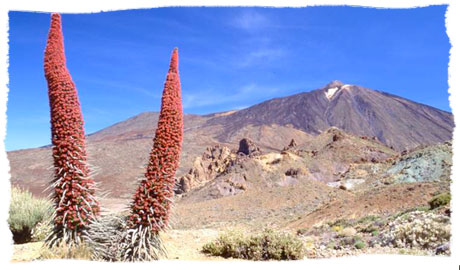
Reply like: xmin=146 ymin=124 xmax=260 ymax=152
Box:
xmin=44 ymin=13 xmax=99 ymax=247
xmin=121 ymin=48 xmax=183 ymax=261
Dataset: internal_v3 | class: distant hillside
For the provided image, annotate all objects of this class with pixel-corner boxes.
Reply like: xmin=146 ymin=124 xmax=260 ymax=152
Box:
xmin=8 ymin=81 xmax=453 ymax=199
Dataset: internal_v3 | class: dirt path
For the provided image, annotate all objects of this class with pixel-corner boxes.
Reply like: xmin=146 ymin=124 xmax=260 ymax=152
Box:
xmin=11 ymin=242 xmax=43 ymax=262
xmin=162 ymin=229 xmax=234 ymax=260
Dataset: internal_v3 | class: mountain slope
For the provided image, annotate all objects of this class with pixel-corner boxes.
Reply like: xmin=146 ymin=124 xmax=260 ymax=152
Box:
xmin=208 ymin=81 xmax=453 ymax=150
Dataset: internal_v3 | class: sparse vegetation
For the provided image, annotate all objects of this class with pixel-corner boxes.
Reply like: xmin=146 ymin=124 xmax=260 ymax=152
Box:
xmin=357 ymin=215 xmax=380 ymax=224
xmin=389 ymin=205 xmax=430 ymax=221
xmin=331 ymin=225 xmax=343 ymax=233
xmin=338 ymin=227 xmax=357 ymax=237
xmin=354 ymin=240 xmax=366 ymax=249
xmin=31 ymin=220 xmax=53 ymax=242
xmin=359 ymin=223 xmax=380 ymax=234
xmin=429 ymin=193 xmax=450 ymax=209
xmin=39 ymin=243 xmax=93 ymax=260
xmin=327 ymin=241 xmax=336 ymax=250
xmin=328 ymin=219 xmax=353 ymax=228
xmin=296 ymin=228 xmax=308 ymax=235
xmin=8 ymin=187 xmax=53 ymax=244
xmin=202 ymin=229 xmax=305 ymax=260
xmin=382 ymin=211 xmax=450 ymax=251
xmin=301 ymin=206 xmax=450 ymax=257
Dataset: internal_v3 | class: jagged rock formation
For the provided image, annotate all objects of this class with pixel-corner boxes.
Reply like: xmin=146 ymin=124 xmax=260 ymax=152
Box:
xmin=178 ymin=127 xmax=399 ymax=202
xmin=176 ymin=145 xmax=236 ymax=194
xmin=176 ymin=138 xmax=263 ymax=196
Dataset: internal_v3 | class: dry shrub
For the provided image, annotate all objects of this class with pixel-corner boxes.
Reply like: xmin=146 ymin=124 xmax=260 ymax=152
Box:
xmin=31 ymin=220 xmax=53 ymax=242
xmin=382 ymin=211 xmax=450 ymax=251
xmin=429 ymin=193 xmax=451 ymax=209
xmin=202 ymin=229 xmax=305 ymax=260
xmin=8 ymin=187 xmax=53 ymax=244
xmin=39 ymin=243 xmax=92 ymax=260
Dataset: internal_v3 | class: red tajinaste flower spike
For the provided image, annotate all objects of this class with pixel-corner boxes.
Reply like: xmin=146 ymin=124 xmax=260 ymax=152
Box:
xmin=44 ymin=13 xmax=99 ymax=246
xmin=128 ymin=48 xmax=183 ymax=233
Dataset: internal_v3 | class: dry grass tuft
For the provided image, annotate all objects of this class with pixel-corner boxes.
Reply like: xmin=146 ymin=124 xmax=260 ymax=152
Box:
xmin=39 ymin=243 xmax=93 ymax=260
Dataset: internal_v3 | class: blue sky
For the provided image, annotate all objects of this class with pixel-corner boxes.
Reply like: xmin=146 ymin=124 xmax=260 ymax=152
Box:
xmin=6 ymin=6 xmax=450 ymax=151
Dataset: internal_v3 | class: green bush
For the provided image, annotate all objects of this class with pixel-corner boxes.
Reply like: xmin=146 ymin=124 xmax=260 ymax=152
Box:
xmin=335 ymin=235 xmax=368 ymax=250
xmin=8 ymin=187 xmax=53 ymax=244
xmin=354 ymin=241 xmax=366 ymax=249
xmin=328 ymin=219 xmax=353 ymax=228
xmin=327 ymin=241 xmax=337 ymax=250
xmin=202 ymin=229 xmax=305 ymax=260
xmin=429 ymin=193 xmax=451 ymax=209
xmin=357 ymin=215 xmax=380 ymax=224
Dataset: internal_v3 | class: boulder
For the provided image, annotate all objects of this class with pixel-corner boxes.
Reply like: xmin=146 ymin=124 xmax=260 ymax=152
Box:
xmin=237 ymin=138 xmax=261 ymax=156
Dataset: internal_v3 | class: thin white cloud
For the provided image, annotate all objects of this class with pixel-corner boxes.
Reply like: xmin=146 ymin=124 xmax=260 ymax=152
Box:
xmin=232 ymin=10 xmax=270 ymax=31
xmin=182 ymin=79 xmax=331 ymax=110
xmin=182 ymin=83 xmax=285 ymax=109
xmin=237 ymin=47 xmax=287 ymax=68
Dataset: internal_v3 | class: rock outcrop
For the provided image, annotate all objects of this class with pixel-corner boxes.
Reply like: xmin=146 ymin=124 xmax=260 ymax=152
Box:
xmin=382 ymin=141 xmax=452 ymax=184
xmin=175 ymin=145 xmax=236 ymax=194
xmin=237 ymin=138 xmax=261 ymax=157
xmin=283 ymin=139 xmax=298 ymax=151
